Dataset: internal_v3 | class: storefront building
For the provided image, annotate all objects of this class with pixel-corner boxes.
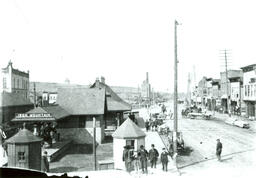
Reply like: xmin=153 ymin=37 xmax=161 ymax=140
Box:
xmin=241 ymin=64 xmax=256 ymax=119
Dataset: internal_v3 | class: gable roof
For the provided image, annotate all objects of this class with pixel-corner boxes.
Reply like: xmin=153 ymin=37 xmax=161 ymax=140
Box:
xmin=112 ymin=118 xmax=146 ymax=139
xmin=6 ymin=128 xmax=42 ymax=143
xmin=90 ymin=81 xmax=131 ymax=111
xmin=57 ymin=87 xmax=105 ymax=115
xmin=0 ymin=92 xmax=33 ymax=107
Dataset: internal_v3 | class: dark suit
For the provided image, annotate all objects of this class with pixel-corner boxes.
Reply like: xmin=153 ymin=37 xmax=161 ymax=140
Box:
xmin=161 ymin=151 xmax=169 ymax=171
xmin=216 ymin=142 xmax=222 ymax=161
xmin=148 ymin=148 xmax=159 ymax=168
xmin=138 ymin=148 xmax=148 ymax=173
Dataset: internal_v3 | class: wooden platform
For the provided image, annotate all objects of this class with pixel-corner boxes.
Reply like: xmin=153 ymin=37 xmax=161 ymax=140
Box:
xmin=42 ymin=140 xmax=73 ymax=162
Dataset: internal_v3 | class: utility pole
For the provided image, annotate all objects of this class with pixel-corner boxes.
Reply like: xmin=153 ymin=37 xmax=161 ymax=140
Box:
xmin=224 ymin=50 xmax=230 ymax=116
xmin=93 ymin=117 xmax=97 ymax=170
xmin=33 ymin=82 xmax=36 ymax=108
xmin=173 ymin=20 xmax=181 ymax=175
xmin=220 ymin=49 xmax=231 ymax=117
xmin=187 ymin=73 xmax=191 ymax=107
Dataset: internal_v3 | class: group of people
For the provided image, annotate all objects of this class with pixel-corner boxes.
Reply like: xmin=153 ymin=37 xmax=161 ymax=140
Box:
xmin=145 ymin=119 xmax=162 ymax=132
xmin=39 ymin=123 xmax=58 ymax=148
xmin=122 ymin=144 xmax=170 ymax=174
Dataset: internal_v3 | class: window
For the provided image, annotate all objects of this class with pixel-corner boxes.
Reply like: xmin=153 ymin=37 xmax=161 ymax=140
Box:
xmin=79 ymin=117 xmax=85 ymax=128
xmin=254 ymin=84 xmax=256 ymax=97
xmin=245 ymin=85 xmax=247 ymax=97
xmin=18 ymin=152 xmax=25 ymax=161
xmin=3 ymin=77 xmax=7 ymax=89
xmin=248 ymin=85 xmax=250 ymax=97
xmin=17 ymin=79 xmax=19 ymax=89
xmin=126 ymin=140 xmax=135 ymax=149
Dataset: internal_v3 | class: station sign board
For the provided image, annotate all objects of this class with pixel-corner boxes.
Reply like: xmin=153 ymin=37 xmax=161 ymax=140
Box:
xmin=16 ymin=113 xmax=52 ymax=118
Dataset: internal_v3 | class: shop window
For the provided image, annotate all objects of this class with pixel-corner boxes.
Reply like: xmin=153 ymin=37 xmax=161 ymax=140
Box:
xmin=18 ymin=152 xmax=25 ymax=162
xmin=126 ymin=140 xmax=135 ymax=149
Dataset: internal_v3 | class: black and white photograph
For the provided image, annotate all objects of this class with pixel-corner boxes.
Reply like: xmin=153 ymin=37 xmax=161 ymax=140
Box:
xmin=0 ymin=0 xmax=255 ymax=178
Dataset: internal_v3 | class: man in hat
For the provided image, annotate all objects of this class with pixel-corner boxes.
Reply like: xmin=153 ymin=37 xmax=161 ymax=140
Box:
xmin=138 ymin=145 xmax=148 ymax=174
xmin=42 ymin=151 xmax=49 ymax=172
xmin=216 ymin=139 xmax=222 ymax=161
xmin=123 ymin=145 xmax=129 ymax=171
xmin=148 ymin=144 xmax=159 ymax=168
xmin=160 ymin=148 xmax=169 ymax=171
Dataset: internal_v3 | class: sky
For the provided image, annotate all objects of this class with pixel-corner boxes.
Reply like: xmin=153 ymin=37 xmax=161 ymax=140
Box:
xmin=1 ymin=0 xmax=256 ymax=92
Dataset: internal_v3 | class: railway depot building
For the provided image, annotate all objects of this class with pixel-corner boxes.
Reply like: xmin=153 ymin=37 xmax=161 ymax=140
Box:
xmin=13 ymin=85 xmax=131 ymax=144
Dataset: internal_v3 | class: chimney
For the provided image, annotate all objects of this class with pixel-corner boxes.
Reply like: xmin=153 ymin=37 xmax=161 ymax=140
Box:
xmin=146 ymin=72 xmax=149 ymax=83
xmin=100 ymin=76 xmax=105 ymax=84
xmin=95 ymin=77 xmax=100 ymax=88
xmin=8 ymin=60 xmax=13 ymax=67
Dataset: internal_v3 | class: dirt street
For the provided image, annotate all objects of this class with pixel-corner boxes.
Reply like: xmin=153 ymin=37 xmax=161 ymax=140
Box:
xmin=161 ymin=104 xmax=256 ymax=169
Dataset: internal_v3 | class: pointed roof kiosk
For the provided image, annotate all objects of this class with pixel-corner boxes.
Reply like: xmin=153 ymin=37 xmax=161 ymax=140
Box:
xmin=5 ymin=123 xmax=43 ymax=171
xmin=112 ymin=118 xmax=146 ymax=170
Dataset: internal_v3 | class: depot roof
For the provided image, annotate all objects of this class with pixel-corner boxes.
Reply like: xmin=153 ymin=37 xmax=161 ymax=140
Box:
xmin=90 ymin=80 xmax=131 ymax=112
xmin=112 ymin=118 xmax=146 ymax=139
xmin=57 ymin=87 xmax=105 ymax=115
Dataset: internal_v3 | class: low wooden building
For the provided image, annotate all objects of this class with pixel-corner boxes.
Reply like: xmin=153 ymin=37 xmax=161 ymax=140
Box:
xmin=5 ymin=125 xmax=42 ymax=171
xmin=112 ymin=118 xmax=146 ymax=170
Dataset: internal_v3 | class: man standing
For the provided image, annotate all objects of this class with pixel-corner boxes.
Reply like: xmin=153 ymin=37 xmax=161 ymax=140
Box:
xmin=216 ymin=139 xmax=222 ymax=161
xmin=122 ymin=146 xmax=129 ymax=172
xmin=127 ymin=147 xmax=134 ymax=173
xmin=41 ymin=151 xmax=49 ymax=172
xmin=145 ymin=120 xmax=149 ymax=132
xmin=138 ymin=145 xmax=148 ymax=174
xmin=160 ymin=148 xmax=169 ymax=172
xmin=148 ymin=144 xmax=159 ymax=168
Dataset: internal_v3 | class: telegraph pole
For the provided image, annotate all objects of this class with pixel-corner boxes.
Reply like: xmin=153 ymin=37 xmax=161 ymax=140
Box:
xmin=173 ymin=20 xmax=180 ymax=175
xmin=220 ymin=49 xmax=231 ymax=117
xmin=224 ymin=50 xmax=230 ymax=116
xmin=93 ymin=117 xmax=97 ymax=170
xmin=33 ymin=82 xmax=36 ymax=108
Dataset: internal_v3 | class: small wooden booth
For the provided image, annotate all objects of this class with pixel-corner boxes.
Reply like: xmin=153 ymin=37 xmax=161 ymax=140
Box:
xmin=112 ymin=118 xmax=146 ymax=170
xmin=5 ymin=124 xmax=43 ymax=171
